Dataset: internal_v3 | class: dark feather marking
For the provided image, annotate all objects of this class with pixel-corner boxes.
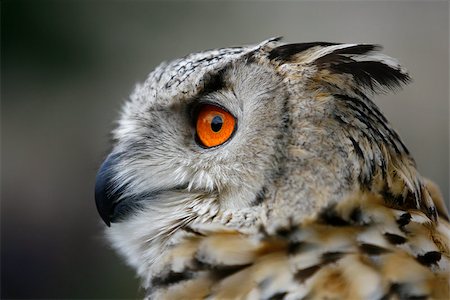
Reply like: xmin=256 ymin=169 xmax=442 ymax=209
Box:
xmin=416 ymin=251 xmax=441 ymax=266
xmin=268 ymin=42 xmax=339 ymax=61
xmin=396 ymin=212 xmax=412 ymax=227
xmin=335 ymin=94 xmax=404 ymax=156
xmin=210 ymin=264 xmax=252 ymax=279
xmin=348 ymin=136 xmax=364 ymax=159
xmin=243 ymin=37 xmax=284 ymax=64
xmin=340 ymin=108 xmax=401 ymax=176
xmin=381 ymin=283 xmax=403 ymax=300
xmin=164 ymin=51 xmax=238 ymax=89
xmin=356 ymin=91 xmax=389 ymax=121
xmin=381 ymin=283 xmax=428 ymax=300
xmin=357 ymin=92 xmax=411 ymax=157
xmin=252 ymin=186 xmax=267 ymax=206
xmin=427 ymin=206 xmax=438 ymax=222
xmin=321 ymin=252 xmax=345 ymax=264
xmin=193 ymin=258 xmax=252 ymax=279
xmin=335 ymin=95 xmax=391 ymax=135
xmin=384 ymin=232 xmax=407 ymax=245
xmin=314 ymin=45 xmax=379 ymax=68
xmin=382 ymin=189 xmax=421 ymax=212
xmin=288 ymin=241 xmax=316 ymax=255
xmin=276 ymin=227 xmax=295 ymax=238
xmin=330 ymin=61 xmax=410 ymax=91
xmin=275 ymin=218 xmax=297 ymax=238
xmin=314 ymin=53 xmax=354 ymax=68
xmin=394 ymin=284 xmax=428 ymax=300
xmin=287 ymin=242 xmax=301 ymax=255
xmin=380 ymin=155 xmax=387 ymax=180
xmin=331 ymin=44 xmax=380 ymax=55
xmin=382 ymin=188 xmax=405 ymax=206
xmin=267 ymin=292 xmax=288 ymax=300
xmin=258 ymin=224 xmax=270 ymax=238
xmin=151 ymin=270 xmax=193 ymax=287
xmin=334 ymin=114 xmax=374 ymax=178
xmin=333 ymin=113 xmax=347 ymax=125
xmin=295 ymin=252 xmax=346 ymax=284
xmin=243 ymin=51 xmax=257 ymax=65
xmin=359 ymin=243 xmax=391 ymax=255
xmin=199 ymin=68 xmax=227 ymax=96
xmin=294 ymin=265 xmax=321 ymax=282
xmin=349 ymin=206 xmax=368 ymax=225
xmin=318 ymin=203 xmax=350 ymax=226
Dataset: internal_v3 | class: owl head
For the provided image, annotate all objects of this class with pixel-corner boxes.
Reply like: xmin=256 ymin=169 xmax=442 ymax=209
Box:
xmin=95 ymin=38 xmax=437 ymax=286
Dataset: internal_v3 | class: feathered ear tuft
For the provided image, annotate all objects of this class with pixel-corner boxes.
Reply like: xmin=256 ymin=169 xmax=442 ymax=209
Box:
xmin=268 ymin=42 xmax=340 ymax=61
xmin=328 ymin=60 xmax=410 ymax=93
xmin=269 ymin=42 xmax=411 ymax=95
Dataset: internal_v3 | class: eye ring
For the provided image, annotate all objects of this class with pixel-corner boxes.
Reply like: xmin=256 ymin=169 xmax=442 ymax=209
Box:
xmin=195 ymin=104 xmax=236 ymax=148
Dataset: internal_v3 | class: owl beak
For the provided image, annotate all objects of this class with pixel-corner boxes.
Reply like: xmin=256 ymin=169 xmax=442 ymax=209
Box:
xmin=95 ymin=153 xmax=122 ymax=227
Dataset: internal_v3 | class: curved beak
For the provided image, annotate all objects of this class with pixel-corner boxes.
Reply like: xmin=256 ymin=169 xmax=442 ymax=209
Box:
xmin=95 ymin=153 xmax=123 ymax=227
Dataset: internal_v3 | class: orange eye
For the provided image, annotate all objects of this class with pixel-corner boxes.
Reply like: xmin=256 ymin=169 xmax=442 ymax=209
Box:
xmin=196 ymin=104 xmax=236 ymax=148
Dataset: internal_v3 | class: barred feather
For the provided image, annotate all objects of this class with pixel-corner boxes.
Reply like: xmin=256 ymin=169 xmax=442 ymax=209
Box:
xmin=148 ymin=192 xmax=449 ymax=300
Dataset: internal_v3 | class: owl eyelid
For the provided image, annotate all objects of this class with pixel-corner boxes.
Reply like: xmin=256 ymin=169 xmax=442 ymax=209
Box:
xmin=189 ymin=100 xmax=236 ymax=127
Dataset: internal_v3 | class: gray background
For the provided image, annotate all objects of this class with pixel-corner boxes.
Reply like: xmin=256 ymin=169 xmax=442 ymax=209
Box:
xmin=2 ymin=0 xmax=448 ymax=298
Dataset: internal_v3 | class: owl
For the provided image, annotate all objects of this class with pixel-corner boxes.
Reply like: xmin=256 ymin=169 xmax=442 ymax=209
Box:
xmin=95 ymin=38 xmax=449 ymax=299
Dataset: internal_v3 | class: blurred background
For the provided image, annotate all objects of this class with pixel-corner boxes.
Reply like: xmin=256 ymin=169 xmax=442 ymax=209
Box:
xmin=2 ymin=0 xmax=448 ymax=298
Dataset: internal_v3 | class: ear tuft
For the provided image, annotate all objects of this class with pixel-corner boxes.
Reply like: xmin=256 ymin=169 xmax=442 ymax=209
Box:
xmin=330 ymin=61 xmax=411 ymax=92
xmin=268 ymin=42 xmax=339 ymax=61
xmin=269 ymin=42 xmax=411 ymax=95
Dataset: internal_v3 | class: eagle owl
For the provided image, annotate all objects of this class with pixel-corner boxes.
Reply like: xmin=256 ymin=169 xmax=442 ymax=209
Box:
xmin=95 ymin=38 xmax=449 ymax=299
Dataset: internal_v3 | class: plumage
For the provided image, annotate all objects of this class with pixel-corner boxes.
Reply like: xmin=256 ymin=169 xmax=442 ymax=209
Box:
xmin=151 ymin=192 xmax=449 ymax=300
xmin=95 ymin=38 xmax=449 ymax=299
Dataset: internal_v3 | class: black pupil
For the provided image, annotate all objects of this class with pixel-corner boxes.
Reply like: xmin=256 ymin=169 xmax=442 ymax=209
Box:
xmin=211 ymin=115 xmax=223 ymax=132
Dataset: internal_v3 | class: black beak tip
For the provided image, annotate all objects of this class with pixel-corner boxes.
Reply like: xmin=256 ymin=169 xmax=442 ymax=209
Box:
xmin=95 ymin=153 xmax=119 ymax=227
xmin=95 ymin=191 xmax=112 ymax=227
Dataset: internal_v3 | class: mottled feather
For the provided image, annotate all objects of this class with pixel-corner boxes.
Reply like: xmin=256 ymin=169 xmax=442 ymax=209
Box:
xmin=149 ymin=192 xmax=449 ymax=300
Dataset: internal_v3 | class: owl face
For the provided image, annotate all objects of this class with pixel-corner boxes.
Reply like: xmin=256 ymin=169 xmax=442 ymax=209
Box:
xmin=95 ymin=39 xmax=432 ymax=283
xmin=100 ymin=51 xmax=289 ymax=221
